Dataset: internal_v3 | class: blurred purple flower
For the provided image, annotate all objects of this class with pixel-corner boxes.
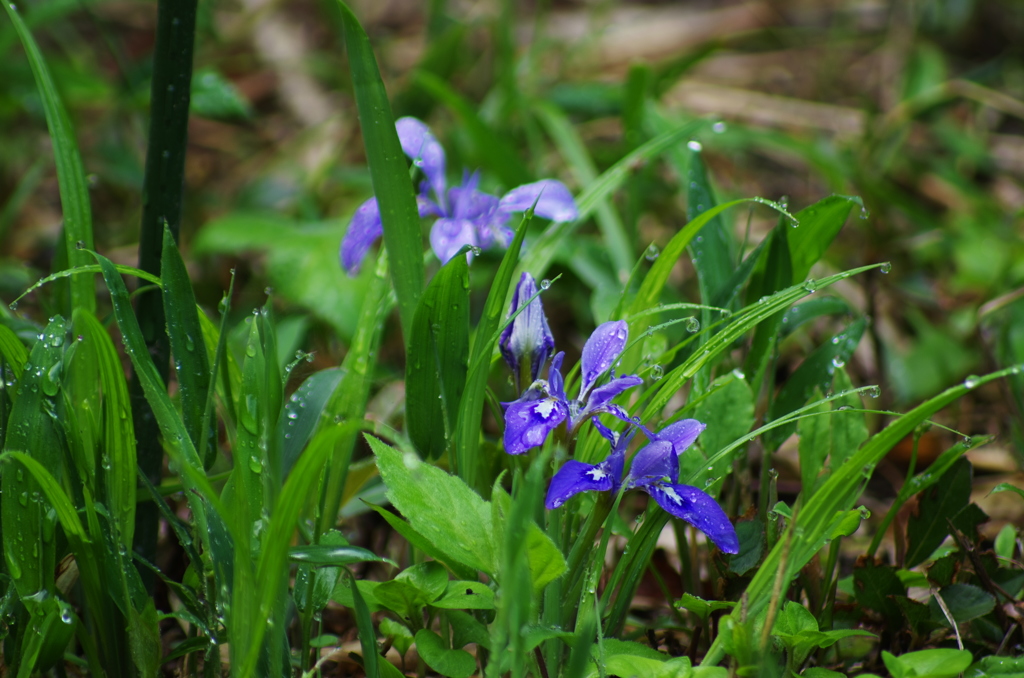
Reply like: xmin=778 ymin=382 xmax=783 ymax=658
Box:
xmin=502 ymin=320 xmax=641 ymax=455
xmin=544 ymin=420 xmax=739 ymax=554
xmin=340 ymin=117 xmax=579 ymax=275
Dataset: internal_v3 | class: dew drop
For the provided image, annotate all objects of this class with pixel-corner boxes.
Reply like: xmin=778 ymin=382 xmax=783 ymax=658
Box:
xmin=685 ymin=317 xmax=700 ymax=333
xmin=644 ymin=243 xmax=660 ymax=261
xmin=964 ymin=375 xmax=980 ymax=389
xmin=540 ymin=279 xmax=551 ymax=290
xmin=248 ymin=457 xmax=263 ymax=474
xmin=803 ymin=280 xmax=818 ymax=293
xmin=650 ymin=365 xmax=663 ymax=381
xmin=687 ymin=140 xmax=702 ymax=152
xmin=831 ymin=356 xmax=845 ymax=368
xmin=879 ymin=261 xmax=891 ymax=274
xmin=731 ymin=368 xmax=745 ymax=380
xmin=712 ymin=121 xmax=727 ymax=134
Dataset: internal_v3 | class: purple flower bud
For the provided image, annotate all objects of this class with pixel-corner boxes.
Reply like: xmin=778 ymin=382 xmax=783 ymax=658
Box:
xmin=499 ymin=273 xmax=555 ymax=386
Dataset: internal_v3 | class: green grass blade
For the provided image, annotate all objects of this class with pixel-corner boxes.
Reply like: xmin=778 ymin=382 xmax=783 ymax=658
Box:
xmin=0 ymin=324 xmax=28 ymax=380
xmin=406 ymin=250 xmax=470 ymax=459
xmin=520 ymin=120 xmax=704 ymax=280
xmin=2 ymin=317 xmax=66 ymax=597
xmin=620 ymin=197 xmax=791 ymax=376
xmin=534 ymin=101 xmax=633 ymax=279
xmin=787 ymin=195 xmax=861 ymax=284
xmin=335 ymin=0 xmax=424 ymax=344
xmin=88 ymin=251 xmax=222 ymax=558
xmin=72 ymin=309 xmax=137 ymax=548
xmin=2 ymin=3 xmax=94 ymax=313
xmin=639 ymin=264 xmax=882 ymax=422
xmin=702 ymin=364 xmax=1023 ymax=666
xmin=347 ymin=568 xmax=380 ymax=678
xmin=455 ymin=215 xmax=529 ymax=490
xmin=318 ymin=254 xmax=391 ymax=533
xmin=237 ymin=421 xmax=363 ymax=676
xmin=161 ymin=227 xmax=212 ymax=455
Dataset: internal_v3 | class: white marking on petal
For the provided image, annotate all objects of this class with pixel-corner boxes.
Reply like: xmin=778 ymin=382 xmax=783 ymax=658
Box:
xmin=587 ymin=468 xmax=607 ymax=481
xmin=661 ymin=486 xmax=683 ymax=504
xmin=534 ymin=399 xmax=557 ymax=419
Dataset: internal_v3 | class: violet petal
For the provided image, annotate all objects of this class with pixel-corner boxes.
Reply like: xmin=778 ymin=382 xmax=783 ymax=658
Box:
xmin=625 ymin=441 xmax=678 ymax=487
xmin=584 ymin=374 xmax=643 ymax=413
xmin=579 ymin=320 xmax=629 ymax=396
xmin=429 ymin=218 xmax=478 ymax=264
xmin=645 ymin=483 xmax=740 ymax=554
xmin=654 ymin=419 xmax=707 ymax=457
xmin=503 ymin=396 xmax=568 ymax=455
xmin=499 ymin=179 xmax=578 ymax=223
xmin=545 ymin=459 xmax=615 ymax=509
xmin=340 ymin=196 xmax=383 ymax=276
xmin=396 ymin=117 xmax=447 ymax=205
xmin=548 ymin=352 xmax=566 ymax=401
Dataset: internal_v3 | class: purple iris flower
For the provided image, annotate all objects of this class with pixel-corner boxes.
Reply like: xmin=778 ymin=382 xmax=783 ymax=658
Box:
xmin=544 ymin=419 xmax=740 ymax=554
xmin=340 ymin=117 xmax=579 ymax=275
xmin=499 ymin=273 xmax=555 ymax=391
xmin=502 ymin=320 xmax=642 ymax=455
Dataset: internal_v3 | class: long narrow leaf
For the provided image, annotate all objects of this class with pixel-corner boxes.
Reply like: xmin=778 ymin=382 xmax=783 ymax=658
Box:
xmin=701 ymin=364 xmax=1023 ymax=666
xmin=335 ymin=0 xmax=423 ymax=343
xmin=2 ymin=3 xmax=94 ymax=312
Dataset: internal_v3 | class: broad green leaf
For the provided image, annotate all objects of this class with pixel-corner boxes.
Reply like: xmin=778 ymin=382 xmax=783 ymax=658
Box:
xmin=396 ymin=561 xmax=449 ymax=601
xmin=787 ymin=195 xmax=860 ymax=284
xmin=279 ymin=368 xmax=343 ymax=477
xmin=161 ymin=226 xmax=212 ymax=456
xmin=526 ymin=522 xmax=568 ymax=593
xmin=287 ymin=545 xmax=394 ymax=567
xmin=367 ymin=504 xmax=477 ymax=581
xmin=193 ymin=215 xmax=367 ymax=339
xmin=415 ymin=629 xmax=476 ymax=678
xmin=432 ymin=581 xmax=495 ymax=610
xmin=882 ymin=649 xmax=973 ymax=678
xmin=767 ymin=317 xmax=867 ymax=447
xmin=965 ymin=655 xmax=1024 ymax=677
xmin=0 ymin=323 xmax=28 ymax=379
xmin=906 ymin=458 xmax=984 ymax=568
xmin=2 ymin=317 xmax=66 ymax=597
xmin=370 ymin=435 xmax=497 ymax=575
xmin=190 ymin=68 xmax=252 ymax=121
xmin=675 ymin=593 xmax=735 ymax=621
xmin=2 ymin=2 xmax=94 ymax=312
xmin=779 ymin=297 xmax=853 ymax=338
xmin=336 ymin=0 xmax=423 ymax=343
xmin=685 ymin=143 xmax=735 ymax=315
xmin=692 ymin=373 xmax=754 ymax=488
xmin=407 ymin=250 xmax=469 ymax=459
xmin=928 ymin=583 xmax=995 ymax=624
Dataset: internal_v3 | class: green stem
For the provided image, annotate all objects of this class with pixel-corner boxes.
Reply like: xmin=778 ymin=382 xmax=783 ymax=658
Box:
xmin=130 ymin=0 xmax=198 ymax=590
